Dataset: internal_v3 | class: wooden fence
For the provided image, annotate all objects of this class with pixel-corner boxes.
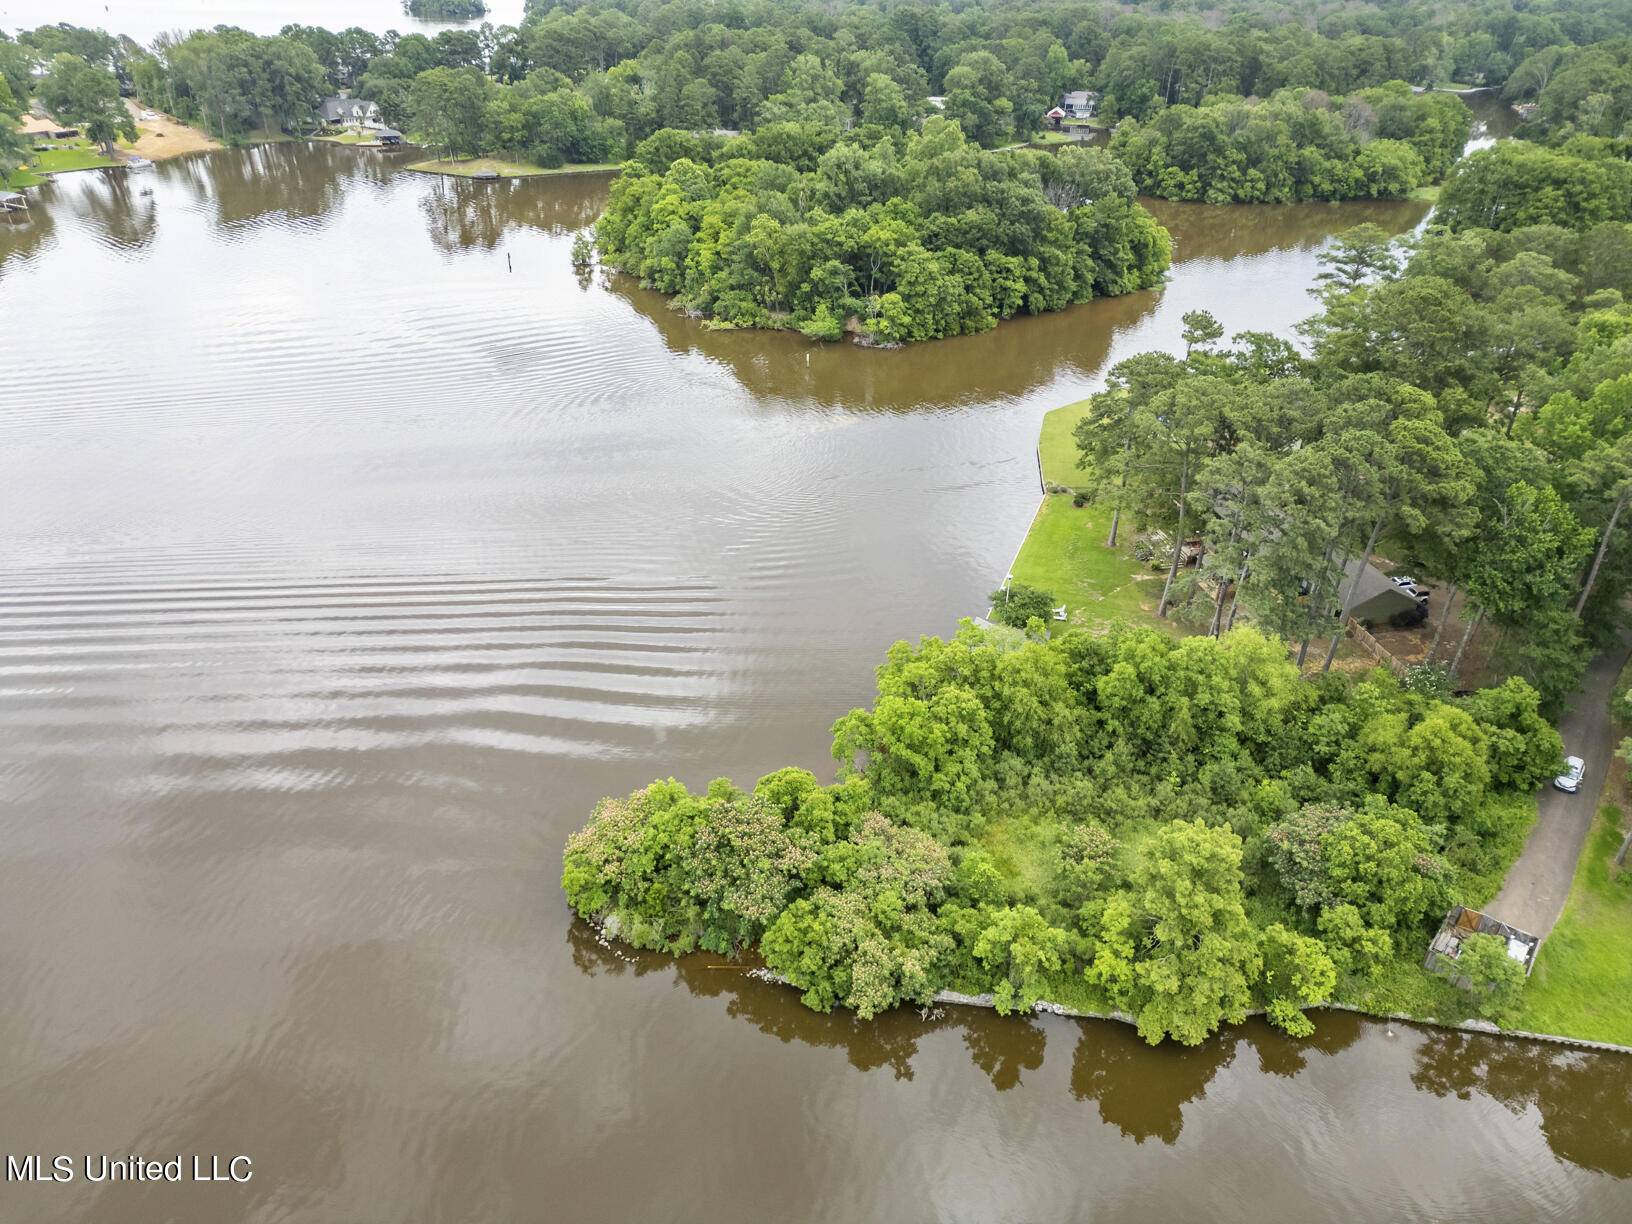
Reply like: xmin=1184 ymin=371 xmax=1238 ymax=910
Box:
xmin=1347 ymin=617 xmax=1408 ymax=676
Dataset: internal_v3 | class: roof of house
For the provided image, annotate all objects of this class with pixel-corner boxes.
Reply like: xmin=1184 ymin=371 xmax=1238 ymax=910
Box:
xmin=376 ymin=127 xmax=404 ymax=140
xmin=19 ymin=114 xmax=63 ymax=135
xmin=1046 ymin=106 xmax=1066 ymax=117
xmin=321 ymin=96 xmax=378 ymax=122
xmin=1342 ymin=558 xmax=1420 ymax=618
xmin=1061 ymin=90 xmax=1097 ymax=105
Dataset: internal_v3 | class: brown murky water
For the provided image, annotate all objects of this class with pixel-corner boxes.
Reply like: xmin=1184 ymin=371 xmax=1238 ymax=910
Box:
xmin=3 ymin=145 xmax=1629 ymax=1223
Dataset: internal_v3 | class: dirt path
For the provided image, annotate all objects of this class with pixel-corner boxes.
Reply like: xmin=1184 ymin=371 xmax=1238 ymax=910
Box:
xmin=1489 ymin=636 xmax=1631 ymax=937
xmin=122 ymin=99 xmax=221 ymax=160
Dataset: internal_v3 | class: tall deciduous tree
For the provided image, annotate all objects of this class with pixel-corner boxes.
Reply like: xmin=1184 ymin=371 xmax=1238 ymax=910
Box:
xmin=1089 ymin=820 xmax=1261 ymax=1047
xmin=38 ymin=53 xmax=134 ymax=156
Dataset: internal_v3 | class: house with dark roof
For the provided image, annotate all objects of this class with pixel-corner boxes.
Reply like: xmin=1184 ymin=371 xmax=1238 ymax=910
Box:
xmin=320 ymin=96 xmax=382 ymax=128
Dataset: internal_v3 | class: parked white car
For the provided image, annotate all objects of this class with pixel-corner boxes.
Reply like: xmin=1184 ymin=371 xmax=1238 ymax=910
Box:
xmin=140 ymin=109 xmax=158 ymax=120
xmin=1554 ymin=755 xmax=1586 ymax=793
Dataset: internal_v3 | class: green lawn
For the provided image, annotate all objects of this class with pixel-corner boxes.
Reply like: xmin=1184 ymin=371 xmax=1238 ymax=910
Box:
xmin=4 ymin=167 xmax=44 ymax=188
xmin=406 ymin=156 xmax=620 ymax=179
xmin=315 ymin=130 xmax=380 ymax=145
xmin=1012 ymin=398 xmax=1166 ymax=632
xmin=1514 ymin=804 xmax=1632 ymax=1045
xmin=1038 ymin=397 xmax=1093 ymax=487
xmin=25 ymin=142 xmax=120 ymax=174
xmin=1010 ymin=496 xmax=1164 ymax=631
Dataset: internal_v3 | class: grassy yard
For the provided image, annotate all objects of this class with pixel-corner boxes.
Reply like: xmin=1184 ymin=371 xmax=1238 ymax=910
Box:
xmin=315 ymin=130 xmax=382 ymax=145
xmin=1038 ymin=397 xmax=1093 ymax=487
xmin=1010 ymin=398 xmax=1167 ymax=632
xmin=25 ymin=142 xmax=121 ymax=174
xmin=406 ymin=156 xmax=620 ymax=179
xmin=1514 ymin=803 xmax=1632 ymax=1045
xmin=1010 ymin=496 xmax=1164 ymax=631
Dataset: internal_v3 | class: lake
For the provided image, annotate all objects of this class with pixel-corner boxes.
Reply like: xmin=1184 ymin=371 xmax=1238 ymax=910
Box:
xmin=2 ymin=141 xmax=1629 ymax=1222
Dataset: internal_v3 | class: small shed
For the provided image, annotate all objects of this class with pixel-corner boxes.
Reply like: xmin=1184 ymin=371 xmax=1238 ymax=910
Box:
xmin=1340 ymin=557 xmax=1422 ymax=624
xmin=1046 ymin=106 xmax=1066 ymax=130
xmin=376 ymin=128 xmax=404 ymax=145
xmin=1 ymin=191 xmax=27 ymax=213
xmin=1425 ymin=905 xmax=1540 ymax=984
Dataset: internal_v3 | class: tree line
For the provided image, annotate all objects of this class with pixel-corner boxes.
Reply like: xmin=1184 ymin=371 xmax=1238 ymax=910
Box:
xmin=1109 ymin=83 xmax=1470 ymax=203
xmin=404 ymin=1 xmax=489 ymax=20
xmin=13 ymin=1 xmax=1632 ymax=187
xmin=593 ymin=120 xmax=1171 ymax=343
xmin=563 ymin=622 xmax=1562 ymax=1043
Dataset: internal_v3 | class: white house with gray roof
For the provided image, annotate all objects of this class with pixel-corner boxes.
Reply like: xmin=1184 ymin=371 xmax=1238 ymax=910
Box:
xmin=320 ymin=96 xmax=382 ymax=128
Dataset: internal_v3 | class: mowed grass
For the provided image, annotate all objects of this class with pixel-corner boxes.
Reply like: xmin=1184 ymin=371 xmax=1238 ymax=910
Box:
xmin=1038 ymin=397 xmax=1094 ymax=487
xmin=27 ymin=142 xmax=120 ymax=173
xmin=1515 ymin=804 xmax=1632 ymax=1045
xmin=1011 ymin=496 xmax=1163 ymax=631
xmin=1013 ymin=399 xmax=1166 ymax=632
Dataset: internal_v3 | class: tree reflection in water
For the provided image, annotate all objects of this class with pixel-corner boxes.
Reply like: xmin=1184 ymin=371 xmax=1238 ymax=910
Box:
xmin=74 ymin=171 xmax=158 ymax=253
xmin=570 ymin=921 xmax=1632 ymax=1171
xmin=420 ymin=172 xmax=607 ymax=255
xmin=1069 ymin=1021 xmax=1236 ymax=1144
xmin=170 ymin=143 xmax=350 ymax=231
xmin=0 ymin=196 xmax=55 ymax=274
xmin=1411 ymin=1029 xmax=1632 ymax=1178
xmin=962 ymin=1012 xmax=1047 ymax=1091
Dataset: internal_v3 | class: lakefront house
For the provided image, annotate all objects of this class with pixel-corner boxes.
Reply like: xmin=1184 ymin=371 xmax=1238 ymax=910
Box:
xmin=320 ymin=96 xmax=382 ymax=128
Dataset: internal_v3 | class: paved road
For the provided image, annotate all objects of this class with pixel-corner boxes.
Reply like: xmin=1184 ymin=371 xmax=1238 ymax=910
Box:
xmin=1488 ymin=637 xmax=1631 ymax=938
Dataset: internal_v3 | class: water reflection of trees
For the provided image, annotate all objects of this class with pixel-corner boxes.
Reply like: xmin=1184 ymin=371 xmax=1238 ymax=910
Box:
xmin=166 ymin=144 xmax=350 ymax=230
xmin=1411 ymin=1029 xmax=1632 ymax=1178
xmin=0 ymin=197 xmax=56 ymax=274
xmin=1141 ymin=197 xmax=1432 ymax=261
xmin=602 ymin=272 xmax=1160 ymax=412
xmin=569 ymin=922 xmax=1235 ymax=1121
xmin=570 ymin=920 xmax=1632 ymax=1170
xmin=418 ymin=173 xmax=607 ymax=255
xmin=598 ymin=195 xmax=1433 ymax=412
xmin=1070 ymin=1022 xmax=1237 ymax=1144
xmin=72 ymin=171 xmax=157 ymax=253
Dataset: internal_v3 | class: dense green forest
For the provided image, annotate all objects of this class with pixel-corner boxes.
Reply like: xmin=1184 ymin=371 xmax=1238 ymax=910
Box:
xmin=563 ymin=623 xmax=1562 ymax=1043
xmin=1110 ymin=84 xmax=1470 ymax=203
xmin=11 ymin=0 xmax=1632 ymax=166
xmin=594 ymin=123 xmax=1170 ymax=341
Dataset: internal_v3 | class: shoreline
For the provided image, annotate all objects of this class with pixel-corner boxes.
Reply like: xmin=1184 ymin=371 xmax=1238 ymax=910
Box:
xmin=403 ymin=157 xmax=621 ymax=180
xmin=738 ymin=965 xmax=1632 ymax=1056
